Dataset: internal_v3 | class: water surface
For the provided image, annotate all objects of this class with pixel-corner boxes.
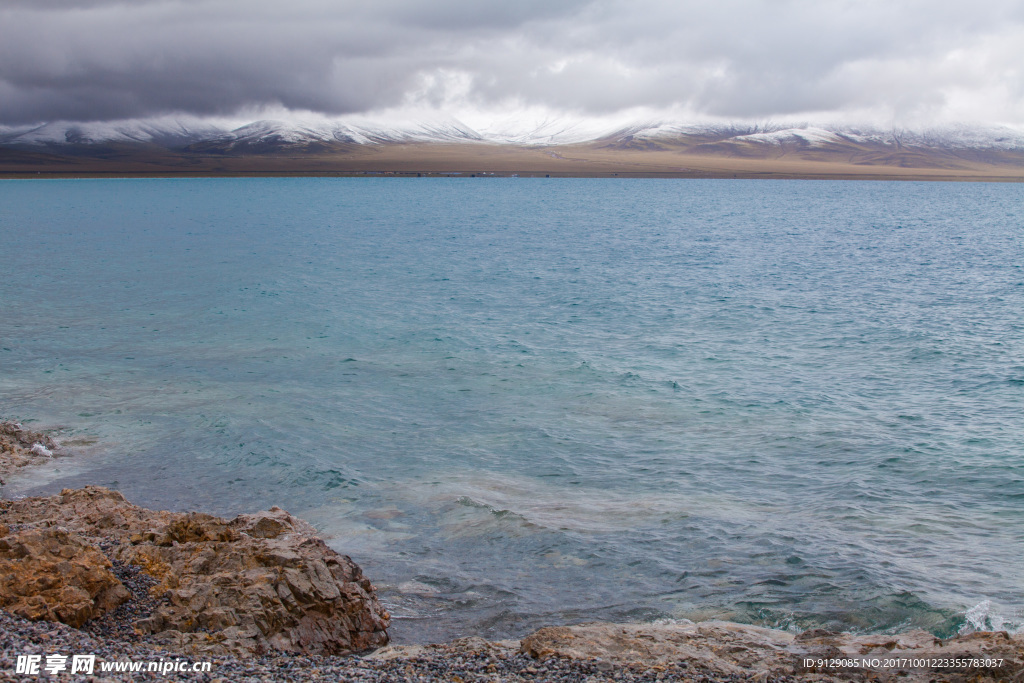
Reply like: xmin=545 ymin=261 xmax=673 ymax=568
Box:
xmin=2 ymin=178 xmax=1022 ymax=641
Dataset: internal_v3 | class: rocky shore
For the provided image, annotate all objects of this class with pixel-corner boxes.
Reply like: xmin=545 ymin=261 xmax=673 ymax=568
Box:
xmin=2 ymin=422 xmax=1023 ymax=681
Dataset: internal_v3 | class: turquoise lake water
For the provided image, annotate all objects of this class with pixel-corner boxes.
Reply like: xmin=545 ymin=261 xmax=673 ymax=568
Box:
xmin=1 ymin=178 xmax=1022 ymax=642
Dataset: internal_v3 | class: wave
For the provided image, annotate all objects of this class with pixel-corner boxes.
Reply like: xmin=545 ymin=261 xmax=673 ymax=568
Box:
xmin=959 ymin=600 xmax=1024 ymax=635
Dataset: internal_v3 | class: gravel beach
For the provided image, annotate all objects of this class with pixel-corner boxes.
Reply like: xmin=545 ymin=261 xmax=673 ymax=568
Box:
xmin=2 ymin=610 xmax=750 ymax=683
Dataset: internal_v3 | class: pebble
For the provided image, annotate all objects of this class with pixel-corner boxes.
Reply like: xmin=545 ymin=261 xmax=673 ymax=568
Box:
xmin=1 ymin=610 xmax=784 ymax=682
xmin=82 ymin=556 xmax=166 ymax=643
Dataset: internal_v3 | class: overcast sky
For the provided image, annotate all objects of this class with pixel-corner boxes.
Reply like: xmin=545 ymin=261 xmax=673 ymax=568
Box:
xmin=2 ymin=0 xmax=1022 ymax=128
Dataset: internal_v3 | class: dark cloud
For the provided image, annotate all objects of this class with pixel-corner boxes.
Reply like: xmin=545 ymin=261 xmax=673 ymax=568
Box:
xmin=1 ymin=0 xmax=1021 ymax=125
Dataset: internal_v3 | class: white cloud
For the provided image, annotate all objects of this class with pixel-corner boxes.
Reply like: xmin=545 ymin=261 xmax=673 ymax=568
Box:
xmin=0 ymin=0 xmax=1022 ymax=127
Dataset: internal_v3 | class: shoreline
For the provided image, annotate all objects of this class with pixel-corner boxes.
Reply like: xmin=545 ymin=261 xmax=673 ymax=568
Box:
xmin=3 ymin=421 xmax=1023 ymax=681
xmin=3 ymin=171 xmax=1024 ymax=182
xmin=8 ymin=607 xmax=1019 ymax=683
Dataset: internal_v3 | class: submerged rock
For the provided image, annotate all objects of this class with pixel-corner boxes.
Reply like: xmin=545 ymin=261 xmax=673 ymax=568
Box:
xmin=0 ymin=420 xmax=62 ymax=484
xmin=0 ymin=486 xmax=390 ymax=656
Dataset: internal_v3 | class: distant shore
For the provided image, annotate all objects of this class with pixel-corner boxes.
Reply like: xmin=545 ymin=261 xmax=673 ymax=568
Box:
xmin=3 ymin=140 xmax=1024 ymax=182
xmin=5 ymin=174 xmax=1024 ymax=183
xmin=3 ymin=169 xmax=1023 ymax=182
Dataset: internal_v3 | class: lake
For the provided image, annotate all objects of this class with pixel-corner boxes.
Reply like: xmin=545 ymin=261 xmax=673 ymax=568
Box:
xmin=1 ymin=178 xmax=1022 ymax=641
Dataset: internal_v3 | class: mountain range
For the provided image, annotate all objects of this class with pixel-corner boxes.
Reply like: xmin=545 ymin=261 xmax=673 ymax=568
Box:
xmin=3 ymin=115 xmax=1023 ymax=180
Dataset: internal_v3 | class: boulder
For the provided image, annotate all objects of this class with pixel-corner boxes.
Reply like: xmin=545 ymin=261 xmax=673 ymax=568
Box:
xmin=0 ymin=486 xmax=390 ymax=656
xmin=0 ymin=526 xmax=130 ymax=627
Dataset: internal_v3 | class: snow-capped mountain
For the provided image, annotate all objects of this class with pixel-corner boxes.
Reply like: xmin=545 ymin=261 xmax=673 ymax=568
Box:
xmin=3 ymin=115 xmax=1023 ymax=174
xmin=4 ymin=115 xmax=1024 ymax=152
xmin=209 ymin=115 xmax=486 ymax=150
xmin=600 ymin=121 xmax=1024 ymax=151
xmin=0 ymin=117 xmax=227 ymax=146
xmin=0 ymin=114 xmax=490 ymax=150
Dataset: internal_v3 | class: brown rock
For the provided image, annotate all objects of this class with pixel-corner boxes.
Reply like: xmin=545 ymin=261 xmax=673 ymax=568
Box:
xmin=521 ymin=621 xmax=1024 ymax=682
xmin=0 ymin=527 xmax=129 ymax=627
xmin=1 ymin=486 xmax=390 ymax=656
xmin=522 ymin=621 xmax=796 ymax=677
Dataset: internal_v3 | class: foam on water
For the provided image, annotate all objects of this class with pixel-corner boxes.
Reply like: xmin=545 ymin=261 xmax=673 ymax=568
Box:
xmin=1 ymin=178 xmax=1022 ymax=642
xmin=960 ymin=601 xmax=1024 ymax=635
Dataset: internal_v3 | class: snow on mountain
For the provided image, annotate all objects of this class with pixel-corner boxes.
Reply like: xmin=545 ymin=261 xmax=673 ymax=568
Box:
xmin=614 ymin=121 xmax=732 ymax=141
xmin=219 ymin=115 xmax=485 ymax=147
xmin=352 ymin=115 xmax=484 ymax=144
xmin=843 ymin=124 xmax=1024 ymax=150
xmin=477 ymin=114 xmax=619 ymax=145
xmin=730 ymin=127 xmax=845 ymax=145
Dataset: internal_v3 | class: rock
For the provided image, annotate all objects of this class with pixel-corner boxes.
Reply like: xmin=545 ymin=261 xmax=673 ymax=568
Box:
xmin=522 ymin=621 xmax=795 ymax=676
xmin=0 ymin=526 xmax=130 ymax=627
xmin=521 ymin=621 xmax=1024 ymax=682
xmin=1 ymin=486 xmax=390 ymax=656
xmin=0 ymin=420 xmax=62 ymax=482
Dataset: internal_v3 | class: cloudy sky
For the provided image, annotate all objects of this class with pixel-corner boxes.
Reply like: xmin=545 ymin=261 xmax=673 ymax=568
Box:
xmin=1 ymin=0 xmax=1022 ymax=129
